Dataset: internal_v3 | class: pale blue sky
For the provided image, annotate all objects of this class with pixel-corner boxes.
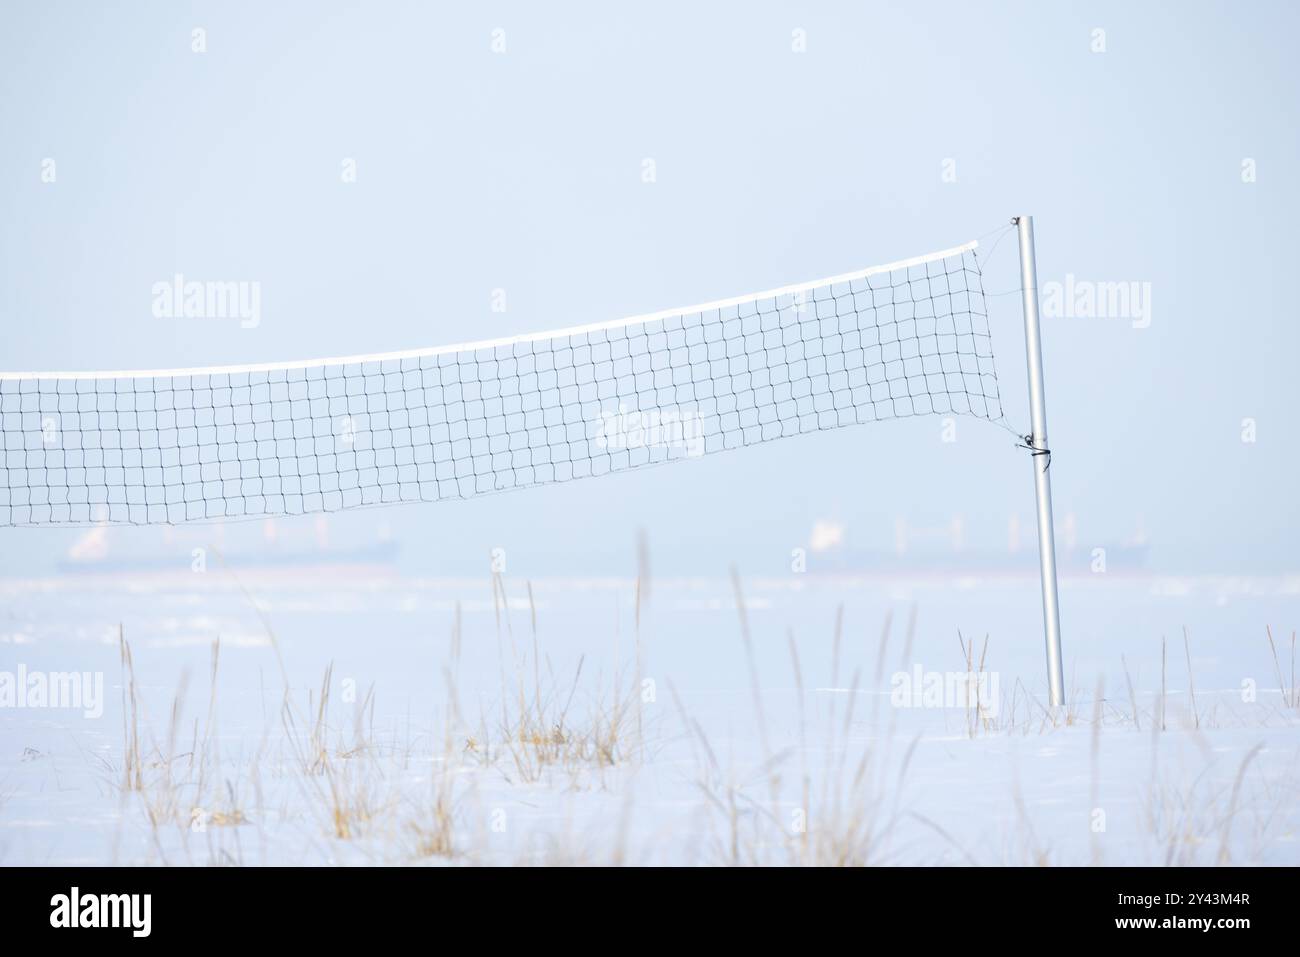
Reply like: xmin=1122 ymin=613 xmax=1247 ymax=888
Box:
xmin=1 ymin=1 xmax=1296 ymax=575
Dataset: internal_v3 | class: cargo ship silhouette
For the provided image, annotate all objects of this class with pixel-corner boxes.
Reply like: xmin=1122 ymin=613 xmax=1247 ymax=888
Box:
xmin=56 ymin=516 xmax=399 ymax=576
xmin=801 ymin=513 xmax=1149 ymax=577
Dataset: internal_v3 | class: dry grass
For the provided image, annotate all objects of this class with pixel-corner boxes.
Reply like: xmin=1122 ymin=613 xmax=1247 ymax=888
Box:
xmin=82 ymin=556 xmax=1299 ymax=867
xmin=1266 ymin=625 xmax=1298 ymax=710
xmin=279 ymin=664 xmax=399 ymax=842
xmin=486 ymin=572 xmax=645 ymax=787
xmin=404 ymin=773 xmax=459 ymax=859
xmin=668 ymin=574 xmax=921 ymax=866
xmin=119 ymin=626 xmax=143 ymax=793
xmin=956 ymin=631 xmax=996 ymax=737
xmin=107 ymin=628 xmax=258 ymax=864
xmin=1142 ymin=737 xmax=1278 ymax=866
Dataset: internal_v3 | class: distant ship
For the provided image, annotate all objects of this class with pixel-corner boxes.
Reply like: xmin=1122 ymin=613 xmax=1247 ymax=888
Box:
xmin=56 ymin=516 xmax=400 ymax=576
xmin=802 ymin=514 xmax=1150 ymax=578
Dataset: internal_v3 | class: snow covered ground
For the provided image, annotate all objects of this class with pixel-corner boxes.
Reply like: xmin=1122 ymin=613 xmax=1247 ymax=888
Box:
xmin=1 ymin=568 xmax=1297 ymax=866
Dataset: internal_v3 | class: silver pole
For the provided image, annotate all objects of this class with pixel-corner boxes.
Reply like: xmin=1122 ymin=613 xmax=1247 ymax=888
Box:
xmin=1014 ymin=215 xmax=1065 ymax=707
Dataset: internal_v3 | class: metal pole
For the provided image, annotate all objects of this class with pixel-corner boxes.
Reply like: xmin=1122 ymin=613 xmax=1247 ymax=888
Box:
xmin=1014 ymin=215 xmax=1065 ymax=707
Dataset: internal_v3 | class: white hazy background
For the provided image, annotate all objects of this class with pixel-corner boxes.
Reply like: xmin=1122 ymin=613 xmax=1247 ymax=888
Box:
xmin=1 ymin=1 xmax=1296 ymax=577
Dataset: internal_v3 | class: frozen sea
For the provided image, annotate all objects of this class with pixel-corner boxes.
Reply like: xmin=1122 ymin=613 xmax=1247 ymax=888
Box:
xmin=2 ymin=566 xmax=1297 ymax=866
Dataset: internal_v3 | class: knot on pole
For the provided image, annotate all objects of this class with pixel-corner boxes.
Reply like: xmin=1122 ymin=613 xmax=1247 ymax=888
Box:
xmin=1016 ymin=433 xmax=1052 ymax=472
